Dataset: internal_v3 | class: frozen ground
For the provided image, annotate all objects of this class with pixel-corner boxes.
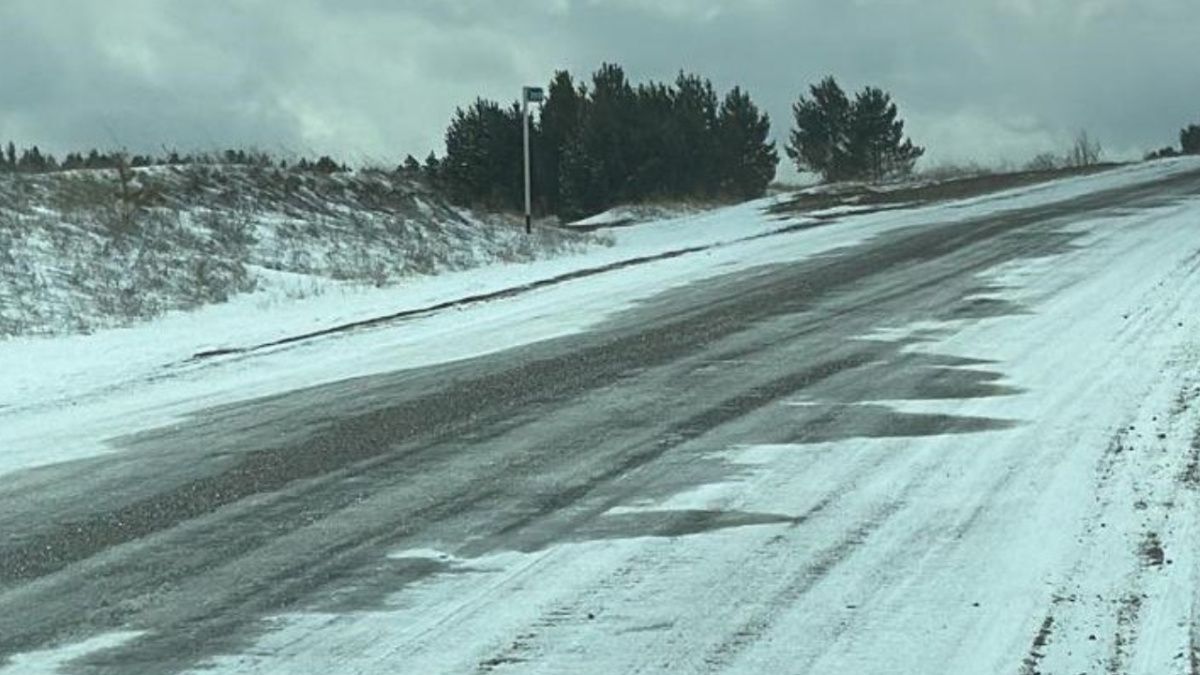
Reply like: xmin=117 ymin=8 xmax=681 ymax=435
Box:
xmin=1 ymin=159 xmax=1194 ymax=478
xmin=2 ymin=157 xmax=1200 ymax=674
xmin=0 ymin=164 xmax=599 ymax=337
xmin=196 ymin=159 xmax=1200 ymax=675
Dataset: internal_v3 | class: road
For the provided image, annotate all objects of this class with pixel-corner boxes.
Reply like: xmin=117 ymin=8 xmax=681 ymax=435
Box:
xmin=3 ymin=165 xmax=1200 ymax=674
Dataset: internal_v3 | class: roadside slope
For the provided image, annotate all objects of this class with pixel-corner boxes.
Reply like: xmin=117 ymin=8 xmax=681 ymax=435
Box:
xmin=0 ymin=160 xmax=1198 ymax=674
xmin=0 ymin=164 xmax=601 ymax=337
xmin=1 ymin=159 xmax=1198 ymax=479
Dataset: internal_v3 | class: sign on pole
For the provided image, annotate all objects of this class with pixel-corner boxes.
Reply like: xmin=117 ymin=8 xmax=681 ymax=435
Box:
xmin=522 ymin=86 xmax=545 ymax=234
xmin=524 ymin=87 xmax=545 ymax=104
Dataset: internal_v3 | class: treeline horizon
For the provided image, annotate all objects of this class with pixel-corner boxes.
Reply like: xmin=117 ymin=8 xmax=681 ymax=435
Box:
xmin=1145 ymin=123 xmax=1200 ymax=160
xmin=430 ymin=63 xmax=778 ymax=220
xmin=5 ymin=73 xmax=1198 ymax=222
xmin=0 ymin=144 xmax=353 ymax=175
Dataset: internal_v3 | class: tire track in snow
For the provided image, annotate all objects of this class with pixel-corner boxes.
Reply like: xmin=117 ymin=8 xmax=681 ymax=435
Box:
xmin=463 ymin=194 xmax=1200 ymax=674
xmin=1019 ymin=614 xmax=1056 ymax=675
xmin=691 ymin=424 xmax=1002 ymax=672
xmin=465 ymin=372 xmax=1015 ymax=674
xmin=697 ymin=500 xmax=906 ymax=674
xmin=8 ymin=167 xmax=1200 ymax=673
xmin=1023 ymin=374 xmax=1200 ymax=675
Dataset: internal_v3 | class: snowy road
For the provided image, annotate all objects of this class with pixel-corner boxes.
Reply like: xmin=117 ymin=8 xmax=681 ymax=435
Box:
xmin=3 ymin=162 xmax=1200 ymax=674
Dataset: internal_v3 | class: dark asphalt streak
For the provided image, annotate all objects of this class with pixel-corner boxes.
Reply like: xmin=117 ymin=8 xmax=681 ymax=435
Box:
xmin=2 ymin=169 xmax=1198 ymax=673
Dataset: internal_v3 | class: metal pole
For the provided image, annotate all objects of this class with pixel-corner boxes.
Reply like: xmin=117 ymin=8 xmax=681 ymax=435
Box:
xmin=522 ymin=93 xmax=532 ymax=234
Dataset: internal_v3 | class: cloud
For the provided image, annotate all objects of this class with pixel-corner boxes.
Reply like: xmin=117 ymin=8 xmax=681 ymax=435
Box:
xmin=584 ymin=0 xmax=781 ymax=23
xmin=0 ymin=0 xmax=1196 ymax=169
xmin=907 ymin=107 xmax=1062 ymax=167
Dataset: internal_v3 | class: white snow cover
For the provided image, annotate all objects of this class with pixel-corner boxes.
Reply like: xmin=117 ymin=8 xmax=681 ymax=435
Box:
xmin=3 ymin=157 xmax=1200 ymax=674
xmin=176 ymin=157 xmax=1200 ymax=675
xmin=568 ymin=202 xmax=712 ymax=228
xmin=0 ymin=632 xmax=145 ymax=675
xmin=0 ymin=165 xmax=601 ymax=337
xmin=0 ymin=159 xmax=1196 ymax=479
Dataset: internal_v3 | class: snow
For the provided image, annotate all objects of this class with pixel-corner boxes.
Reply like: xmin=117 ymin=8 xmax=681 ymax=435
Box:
xmin=568 ymin=202 xmax=711 ymax=228
xmin=168 ymin=157 xmax=1200 ymax=674
xmin=4 ymin=157 xmax=1200 ymax=672
xmin=0 ymin=631 xmax=145 ymax=675
xmin=0 ymin=164 xmax=598 ymax=337
xmin=2 ymin=158 xmax=1197 ymax=482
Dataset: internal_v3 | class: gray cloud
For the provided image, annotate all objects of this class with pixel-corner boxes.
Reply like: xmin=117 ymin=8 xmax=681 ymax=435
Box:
xmin=0 ymin=0 xmax=1196 ymax=172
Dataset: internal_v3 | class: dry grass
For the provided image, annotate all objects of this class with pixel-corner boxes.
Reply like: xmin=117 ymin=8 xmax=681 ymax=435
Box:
xmin=0 ymin=165 xmax=605 ymax=337
xmin=771 ymin=162 xmax=1123 ymax=217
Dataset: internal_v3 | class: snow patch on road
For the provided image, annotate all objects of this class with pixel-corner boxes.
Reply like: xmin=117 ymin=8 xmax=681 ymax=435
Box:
xmin=0 ymin=631 xmax=145 ymax=675
xmin=387 ymin=548 xmax=458 ymax=562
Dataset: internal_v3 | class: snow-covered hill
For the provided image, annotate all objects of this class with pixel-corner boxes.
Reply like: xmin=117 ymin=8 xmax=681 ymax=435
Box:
xmin=4 ymin=157 xmax=1198 ymax=483
xmin=4 ymin=156 xmax=1200 ymax=675
xmin=0 ymin=165 xmax=605 ymax=337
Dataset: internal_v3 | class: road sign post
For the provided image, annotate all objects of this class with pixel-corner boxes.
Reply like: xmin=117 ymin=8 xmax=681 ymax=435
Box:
xmin=522 ymin=86 xmax=544 ymax=234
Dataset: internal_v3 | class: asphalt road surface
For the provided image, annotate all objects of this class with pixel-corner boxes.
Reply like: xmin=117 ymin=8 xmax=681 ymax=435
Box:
xmin=3 ymin=166 xmax=1200 ymax=674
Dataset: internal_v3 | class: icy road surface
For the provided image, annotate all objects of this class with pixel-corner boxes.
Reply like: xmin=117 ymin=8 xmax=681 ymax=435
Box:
xmin=3 ymin=159 xmax=1200 ymax=674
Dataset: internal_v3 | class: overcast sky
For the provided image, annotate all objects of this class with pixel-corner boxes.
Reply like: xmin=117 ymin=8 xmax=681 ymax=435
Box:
xmin=1 ymin=0 xmax=1196 ymax=176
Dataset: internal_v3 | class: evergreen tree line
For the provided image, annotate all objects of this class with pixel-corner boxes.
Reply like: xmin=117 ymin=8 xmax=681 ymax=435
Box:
xmin=785 ymin=77 xmax=924 ymax=183
xmin=0 ymin=142 xmax=350 ymax=175
xmin=433 ymin=63 xmax=778 ymax=220
xmin=433 ymin=67 xmax=933 ymax=219
xmin=1145 ymin=121 xmax=1200 ymax=160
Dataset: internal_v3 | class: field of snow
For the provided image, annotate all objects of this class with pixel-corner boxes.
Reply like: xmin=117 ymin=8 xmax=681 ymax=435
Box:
xmin=1 ymin=158 xmax=1196 ymax=479
xmin=2 ymin=157 xmax=1200 ymax=674
xmin=171 ymin=157 xmax=1200 ymax=675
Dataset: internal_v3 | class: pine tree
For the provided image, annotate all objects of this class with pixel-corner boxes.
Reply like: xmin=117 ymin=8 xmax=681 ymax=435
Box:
xmin=313 ymin=156 xmax=342 ymax=173
xmin=84 ymin=149 xmax=107 ymax=169
xmin=582 ymin=63 xmax=637 ymax=204
xmin=788 ymin=78 xmax=924 ymax=183
xmin=539 ymin=70 xmax=584 ymax=213
xmin=1182 ymin=124 xmax=1200 ymax=155
xmin=441 ymin=98 xmax=524 ymax=208
xmin=623 ymin=81 xmax=672 ymax=199
xmin=17 ymin=146 xmax=47 ymax=173
xmin=423 ymin=152 xmax=441 ymax=179
xmin=848 ymin=87 xmax=924 ymax=182
xmin=671 ymin=72 xmax=721 ymax=196
xmin=4 ymin=142 xmax=15 ymax=171
xmin=786 ymin=77 xmax=854 ymax=182
xmin=557 ymin=133 xmax=600 ymax=220
xmin=716 ymin=86 xmax=778 ymax=199
xmin=443 ymin=99 xmax=495 ymax=203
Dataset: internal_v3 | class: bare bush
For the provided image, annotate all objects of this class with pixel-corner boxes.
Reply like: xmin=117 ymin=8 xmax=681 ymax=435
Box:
xmin=197 ymin=207 xmax=257 ymax=249
xmin=1023 ymin=131 xmax=1104 ymax=172
xmin=1066 ymin=130 xmax=1103 ymax=168
xmin=1024 ymin=152 xmax=1061 ymax=172
xmin=47 ymin=173 xmax=114 ymax=214
xmin=0 ymin=211 xmax=17 ymax=267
